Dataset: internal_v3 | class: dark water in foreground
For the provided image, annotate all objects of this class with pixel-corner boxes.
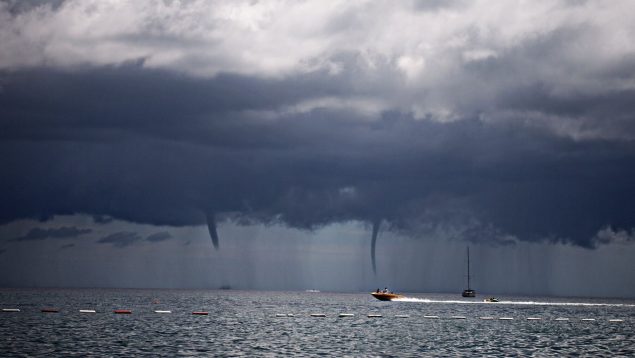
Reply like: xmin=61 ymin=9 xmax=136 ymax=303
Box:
xmin=1 ymin=289 xmax=633 ymax=356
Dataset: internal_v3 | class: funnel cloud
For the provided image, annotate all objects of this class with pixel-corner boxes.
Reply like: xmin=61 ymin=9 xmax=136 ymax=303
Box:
xmin=206 ymin=213 xmax=220 ymax=250
xmin=371 ymin=219 xmax=381 ymax=274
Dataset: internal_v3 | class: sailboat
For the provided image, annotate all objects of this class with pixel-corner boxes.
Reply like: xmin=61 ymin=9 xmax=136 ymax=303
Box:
xmin=462 ymin=247 xmax=476 ymax=297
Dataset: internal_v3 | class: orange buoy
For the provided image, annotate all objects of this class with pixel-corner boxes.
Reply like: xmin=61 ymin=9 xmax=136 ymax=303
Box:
xmin=114 ymin=309 xmax=132 ymax=314
xmin=192 ymin=311 xmax=208 ymax=315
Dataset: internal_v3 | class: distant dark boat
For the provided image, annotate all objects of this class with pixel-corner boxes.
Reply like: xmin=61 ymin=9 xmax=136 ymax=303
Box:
xmin=462 ymin=247 xmax=476 ymax=297
xmin=371 ymin=292 xmax=404 ymax=301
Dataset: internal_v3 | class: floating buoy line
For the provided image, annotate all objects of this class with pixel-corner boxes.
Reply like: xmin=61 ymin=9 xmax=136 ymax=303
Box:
xmin=0 ymin=308 xmax=628 ymax=323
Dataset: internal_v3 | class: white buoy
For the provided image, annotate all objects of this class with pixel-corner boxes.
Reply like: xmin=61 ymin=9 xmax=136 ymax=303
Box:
xmin=310 ymin=313 xmax=326 ymax=317
xmin=287 ymin=314 xmax=294 ymax=317
xmin=367 ymin=314 xmax=382 ymax=318
xmin=79 ymin=309 xmax=96 ymax=313
xmin=526 ymin=317 xmax=541 ymax=320
xmin=608 ymin=319 xmax=624 ymax=323
xmin=499 ymin=317 xmax=514 ymax=320
xmin=424 ymin=315 xmax=439 ymax=319
xmin=555 ymin=318 xmax=569 ymax=321
xmin=395 ymin=314 xmax=409 ymax=318
xmin=338 ymin=313 xmax=354 ymax=317
xmin=451 ymin=316 xmax=466 ymax=320
xmin=154 ymin=310 xmax=171 ymax=314
xmin=480 ymin=317 xmax=494 ymax=320
xmin=581 ymin=318 xmax=595 ymax=321
xmin=2 ymin=308 xmax=20 ymax=312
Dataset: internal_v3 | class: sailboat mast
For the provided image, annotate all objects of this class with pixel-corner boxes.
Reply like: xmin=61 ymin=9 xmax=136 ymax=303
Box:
xmin=462 ymin=246 xmax=476 ymax=297
xmin=467 ymin=247 xmax=471 ymax=290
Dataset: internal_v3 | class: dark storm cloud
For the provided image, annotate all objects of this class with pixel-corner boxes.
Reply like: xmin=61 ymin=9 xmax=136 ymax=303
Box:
xmin=97 ymin=232 xmax=142 ymax=248
xmin=10 ymin=226 xmax=92 ymax=241
xmin=477 ymin=27 xmax=635 ymax=128
xmin=1 ymin=0 xmax=634 ymax=250
xmin=1 ymin=65 xmax=634 ymax=249
xmin=146 ymin=231 xmax=173 ymax=243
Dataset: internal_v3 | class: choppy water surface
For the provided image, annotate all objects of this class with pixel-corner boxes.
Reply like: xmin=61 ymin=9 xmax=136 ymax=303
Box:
xmin=1 ymin=289 xmax=633 ymax=356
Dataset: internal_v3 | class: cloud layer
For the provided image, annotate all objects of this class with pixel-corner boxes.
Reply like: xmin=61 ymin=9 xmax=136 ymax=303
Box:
xmin=11 ymin=226 xmax=92 ymax=241
xmin=1 ymin=0 xmax=635 ymax=249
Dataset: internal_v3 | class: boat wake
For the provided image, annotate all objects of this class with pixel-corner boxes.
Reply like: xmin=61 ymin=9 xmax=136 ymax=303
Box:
xmin=392 ymin=297 xmax=635 ymax=308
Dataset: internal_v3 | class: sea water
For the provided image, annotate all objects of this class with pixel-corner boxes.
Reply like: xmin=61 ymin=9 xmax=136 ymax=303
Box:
xmin=1 ymin=289 xmax=633 ymax=356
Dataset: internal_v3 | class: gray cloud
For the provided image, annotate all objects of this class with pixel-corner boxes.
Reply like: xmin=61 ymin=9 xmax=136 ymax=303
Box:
xmin=146 ymin=231 xmax=173 ymax=243
xmin=97 ymin=232 xmax=142 ymax=248
xmin=11 ymin=226 xmax=92 ymax=241
xmin=2 ymin=0 xmax=66 ymax=15
xmin=411 ymin=0 xmax=467 ymax=12
xmin=592 ymin=227 xmax=635 ymax=247
xmin=92 ymin=215 xmax=114 ymax=224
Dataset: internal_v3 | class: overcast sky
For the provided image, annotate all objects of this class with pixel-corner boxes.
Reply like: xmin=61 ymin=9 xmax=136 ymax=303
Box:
xmin=1 ymin=0 xmax=634 ymax=297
